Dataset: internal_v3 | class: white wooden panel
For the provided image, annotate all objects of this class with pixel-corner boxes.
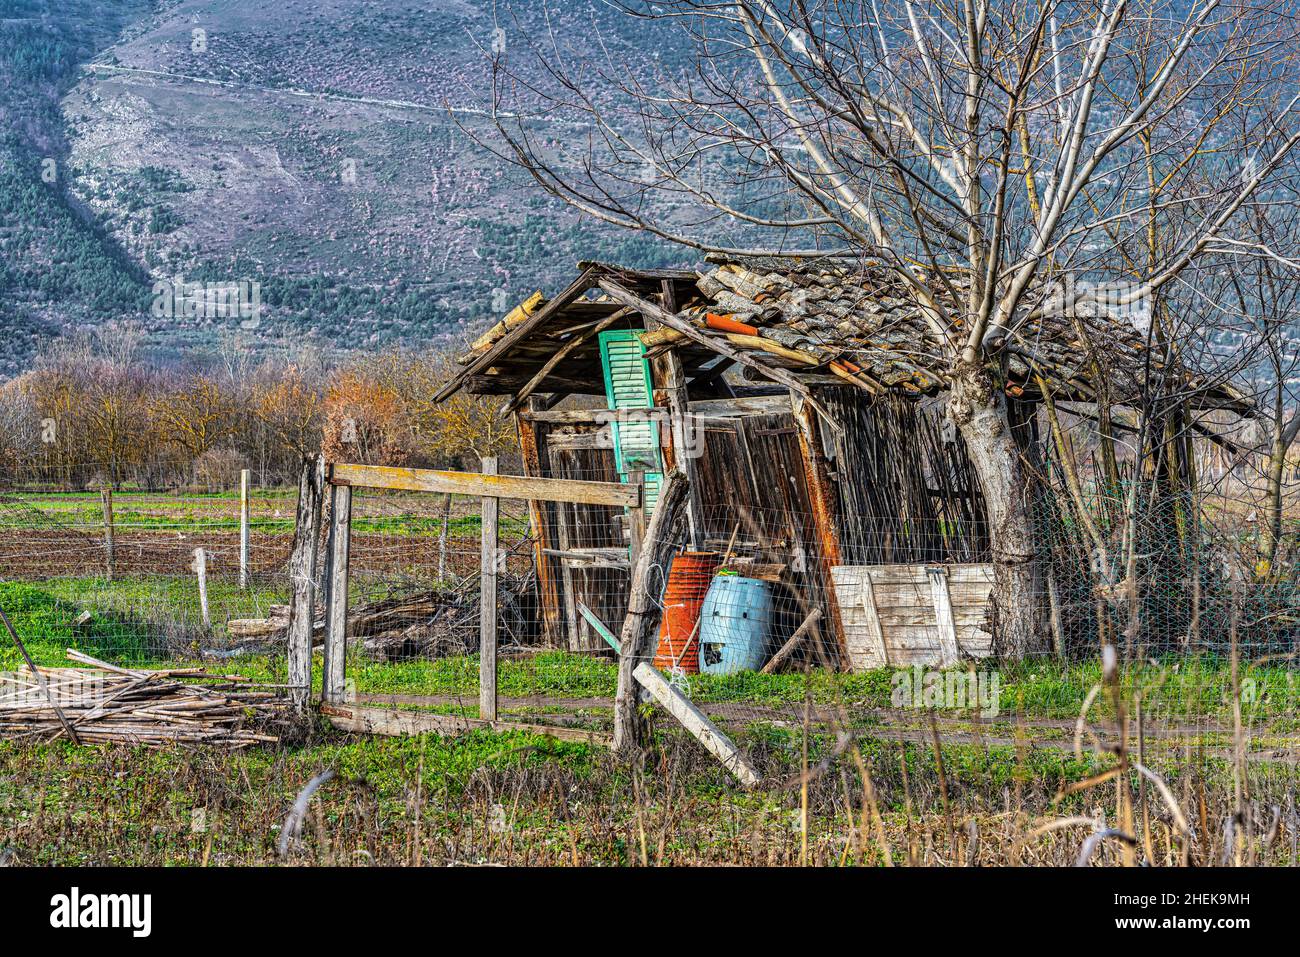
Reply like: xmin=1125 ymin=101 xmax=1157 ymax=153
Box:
xmin=833 ymin=563 xmax=995 ymax=670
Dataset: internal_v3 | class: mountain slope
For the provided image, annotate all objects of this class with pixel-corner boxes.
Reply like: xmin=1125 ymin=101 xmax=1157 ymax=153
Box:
xmin=19 ymin=0 xmax=695 ymax=366
xmin=0 ymin=0 xmax=154 ymax=374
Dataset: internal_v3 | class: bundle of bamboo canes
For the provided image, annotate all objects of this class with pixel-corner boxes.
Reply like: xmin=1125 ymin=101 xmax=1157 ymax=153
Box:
xmin=0 ymin=649 xmax=288 ymax=748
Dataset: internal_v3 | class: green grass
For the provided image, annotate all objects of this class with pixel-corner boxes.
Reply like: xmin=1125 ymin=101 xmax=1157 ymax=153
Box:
xmin=2 ymin=577 xmax=1297 ymax=726
xmin=3 ymin=721 xmax=1295 ymax=865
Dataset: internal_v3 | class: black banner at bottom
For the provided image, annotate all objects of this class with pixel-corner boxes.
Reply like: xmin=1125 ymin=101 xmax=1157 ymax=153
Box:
xmin=0 ymin=865 xmax=1272 ymax=946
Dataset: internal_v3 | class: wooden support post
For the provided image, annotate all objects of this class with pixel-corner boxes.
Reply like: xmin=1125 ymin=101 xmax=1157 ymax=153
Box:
xmin=859 ymin=570 xmax=890 ymax=668
xmin=633 ymin=663 xmax=761 ymax=787
xmin=927 ymin=565 xmax=960 ymax=667
xmin=323 ymin=481 xmax=352 ymax=705
xmin=516 ymin=397 xmax=565 ymax=647
xmin=239 ymin=468 xmax=251 ymax=590
xmin=287 ymin=454 xmax=325 ymax=715
xmin=627 ymin=470 xmax=647 ymax=570
xmin=100 ymin=488 xmax=114 ymax=581
xmin=191 ymin=547 xmax=211 ymax=629
xmin=614 ymin=470 xmax=689 ymax=753
xmin=480 ymin=456 xmax=499 ymax=722
xmin=647 ymin=285 xmax=704 ymax=548
xmin=790 ymin=391 xmax=851 ymax=669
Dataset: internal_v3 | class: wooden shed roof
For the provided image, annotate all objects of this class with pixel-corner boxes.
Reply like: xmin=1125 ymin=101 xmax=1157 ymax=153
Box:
xmin=437 ymin=257 xmax=1254 ymax=417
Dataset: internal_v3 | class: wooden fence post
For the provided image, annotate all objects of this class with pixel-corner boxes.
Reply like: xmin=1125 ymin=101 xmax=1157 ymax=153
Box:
xmin=192 ymin=547 xmax=211 ymax=629
xmin=323 ymin=476 xmax=352 ymax=706
xmin=436 ymin=492 xmax=451 ymax=582
xmin=480 ymin=457 xmax=499 ymax=722
xmin=790 ymin=392 xmax=851 ymax=668
xmin=287 ymin=454 xmax=325 ymax=715
xmin=100 ymin=488 xmax=114 ymax=581
xmin=239 ymin=468 xmax=251 ymax=590
xmin=614 ymin=470 xmax=689 ymax=753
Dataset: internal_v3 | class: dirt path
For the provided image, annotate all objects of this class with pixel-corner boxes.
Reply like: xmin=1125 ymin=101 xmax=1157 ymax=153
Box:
xmin=353 ymin=692 xmax=1300 ymax=765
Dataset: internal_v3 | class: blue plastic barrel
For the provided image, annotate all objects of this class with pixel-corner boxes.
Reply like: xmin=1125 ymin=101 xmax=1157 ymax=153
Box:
xmin=698 ymin=575 xmax=778 ymax=674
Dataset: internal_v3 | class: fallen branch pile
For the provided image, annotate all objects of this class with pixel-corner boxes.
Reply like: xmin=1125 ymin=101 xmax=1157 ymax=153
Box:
xmin=224 ymin=569 xmax=539 ymax=661
xmin=0 ymin=650 xmax=289 ymax=748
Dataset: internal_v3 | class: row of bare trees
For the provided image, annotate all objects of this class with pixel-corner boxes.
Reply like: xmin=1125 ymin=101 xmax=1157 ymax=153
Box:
xmin=0 ymin=326 xmax=517 ymax=489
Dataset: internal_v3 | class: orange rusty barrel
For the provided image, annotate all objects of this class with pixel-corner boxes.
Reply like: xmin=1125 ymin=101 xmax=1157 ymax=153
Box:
xmin=653 ymin=551 xmax=721 ymax=673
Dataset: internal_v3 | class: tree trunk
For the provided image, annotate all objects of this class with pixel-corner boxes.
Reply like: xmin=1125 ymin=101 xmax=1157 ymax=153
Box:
xmin=948 ymin=362 xmax=1047 ymax=658
xmin=1258 ymin=378 xmax=1286 ymax=580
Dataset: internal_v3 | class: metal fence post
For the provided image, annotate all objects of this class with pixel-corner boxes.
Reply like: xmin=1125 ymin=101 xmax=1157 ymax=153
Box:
xmin=480 ymin=456 xmax=499 ymax=723
xmin=239 ymin=468 xmax=251 ymax=590
xmin=323 ymin=476 xmax=352 ymax=706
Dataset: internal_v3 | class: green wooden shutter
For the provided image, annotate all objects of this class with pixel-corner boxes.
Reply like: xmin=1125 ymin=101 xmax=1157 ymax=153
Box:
xmin=598 ymin=330 xmax=663 ymax=516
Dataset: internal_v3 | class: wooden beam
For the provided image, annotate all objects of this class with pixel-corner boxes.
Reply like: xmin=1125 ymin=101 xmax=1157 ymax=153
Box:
xmin=480 ymin=457 xmax=499 ymax=722
xmin=614 ymin=470 xmax=690 ymax=753
xmin=790 ymin=393 xmax=851 ymax=669
xmin=522 ymin=407 xmax=668 ymax=425
xmin=516 ymin=399 xmax=565 ymax=648
xmin=761 ymin=608 xmax=823 ymax=674
xmin=597 ymin=278 xmax=821 ymax=407
xmin=322 ymin=703 xmax=611 ymax=746
xmin=322 ymin=481 xmax=352 ymax=705
xmin=287 ymin=454 xmax=326 ymax=714
xmin=435 ymin=267 xmax=598 ymax=402
xmin=651 ymin=346 xmax=705 ymax=548
xmin=687 ymin=395 xmax=792 ymax=418
xmin=633 ymin=663 xmax=761 ymax=787
xmin=330 ymin=462 xmax=639 ymax=507
xmin=577 ymin=601 xmax=621 ymax=654
xmin=504 ymin=306 xmax=635 ymax=413
xmin=627 ymin=470 xmax=647 ymax=571
xmin=466 ymin=372 xmax=596 ymax=396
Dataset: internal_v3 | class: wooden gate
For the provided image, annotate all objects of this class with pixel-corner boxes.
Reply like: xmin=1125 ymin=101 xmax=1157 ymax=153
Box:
xmin=313 ymin=461 xmax=641 ymax=740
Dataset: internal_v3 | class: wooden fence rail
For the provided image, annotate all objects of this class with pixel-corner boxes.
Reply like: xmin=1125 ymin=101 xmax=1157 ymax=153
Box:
xmin=329 ymin=462 xmax=638 ymax=507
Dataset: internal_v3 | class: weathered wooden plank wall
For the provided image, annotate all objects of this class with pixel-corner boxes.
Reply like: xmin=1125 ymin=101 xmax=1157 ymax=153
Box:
xmin=832 ymin=563 xmax=995 ymax=668
xmin=689 ymin=408 xmax=835 ymax=664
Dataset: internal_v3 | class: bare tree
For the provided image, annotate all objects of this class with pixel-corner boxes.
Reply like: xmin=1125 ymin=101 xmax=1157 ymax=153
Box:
xmin=1215 ymin=201 xmax=1300 ymax=579
xmin=475 ymin=0 xmax=1300 ymax=654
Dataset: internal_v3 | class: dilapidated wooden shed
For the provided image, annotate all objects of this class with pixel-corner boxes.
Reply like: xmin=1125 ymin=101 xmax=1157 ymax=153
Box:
xmin=435 ymin=256 xmax=1252 ymax=669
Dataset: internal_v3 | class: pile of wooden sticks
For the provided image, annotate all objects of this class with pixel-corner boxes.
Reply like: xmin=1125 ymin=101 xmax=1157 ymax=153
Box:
xmin=0 ymin=649 xmax=288 ymax=748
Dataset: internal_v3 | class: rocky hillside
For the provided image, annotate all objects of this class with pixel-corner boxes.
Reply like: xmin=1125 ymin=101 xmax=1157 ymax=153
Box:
xmin=0 ymin=0 xmax=695 ymax=374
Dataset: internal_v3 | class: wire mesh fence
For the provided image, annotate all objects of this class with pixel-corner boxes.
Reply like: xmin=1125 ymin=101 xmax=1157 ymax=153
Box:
xmin=3 ymin=463 xmax=1300 ymax=737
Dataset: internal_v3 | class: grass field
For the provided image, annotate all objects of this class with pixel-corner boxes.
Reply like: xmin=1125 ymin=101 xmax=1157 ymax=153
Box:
xmin=3 ymin=495 xmax=1300 ymax=866
xmin=3 ymin=577 xmax=1298 ymax=727
xmin=2 ymin=715 xmax=1297 ymax=865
